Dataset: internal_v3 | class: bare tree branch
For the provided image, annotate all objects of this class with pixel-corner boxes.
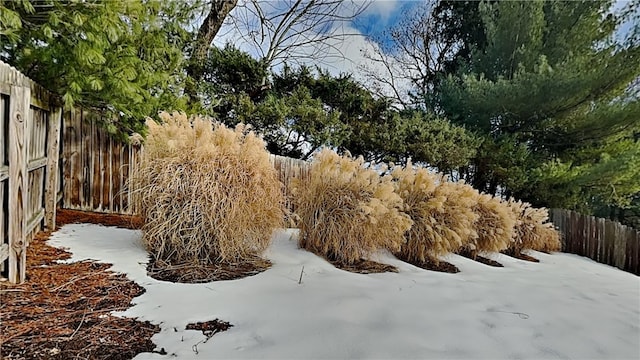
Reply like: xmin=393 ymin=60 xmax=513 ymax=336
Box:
xmin=230 ymin=0 xmax=370 ymax=69
xmin=361 ymin=0 xmax=461 ymax=108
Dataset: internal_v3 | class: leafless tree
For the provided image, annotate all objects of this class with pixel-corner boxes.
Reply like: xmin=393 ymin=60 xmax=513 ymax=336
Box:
xmin=360 ymin=1 xmax=458 ymax=108
xmin=228 ymin=0 xmax=370 ymax=69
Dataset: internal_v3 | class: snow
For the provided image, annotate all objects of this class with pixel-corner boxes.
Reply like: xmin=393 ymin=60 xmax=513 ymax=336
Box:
xmin=48 ymin=224 xmax=640 ymax=360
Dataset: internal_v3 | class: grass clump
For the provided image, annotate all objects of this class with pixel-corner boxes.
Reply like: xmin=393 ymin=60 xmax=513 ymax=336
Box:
xmin=134 ymin=111 xmax=284 ymax=267
xmin=392 ymin=163 xmax=479 ymax=264
xmin=464 ymin=194 xmax=516 ymax=257
xmin=507 ymin=199 xmax=562 ymax=256
xmin=293 ymin=149 xmax=413 ymax=266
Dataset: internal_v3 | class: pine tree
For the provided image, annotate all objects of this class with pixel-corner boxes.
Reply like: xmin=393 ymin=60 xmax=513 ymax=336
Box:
xmin=438 ymin=0 xmax=640 ymax=212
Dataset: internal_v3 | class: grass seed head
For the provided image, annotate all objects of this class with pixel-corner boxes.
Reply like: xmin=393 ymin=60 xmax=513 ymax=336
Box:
xmin=507 ymin=199 xmax=561 ymax=254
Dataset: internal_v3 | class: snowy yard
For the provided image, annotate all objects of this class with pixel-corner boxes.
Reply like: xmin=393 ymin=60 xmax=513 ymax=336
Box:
xmin=48 ymin=224 xmax=640 ymax=360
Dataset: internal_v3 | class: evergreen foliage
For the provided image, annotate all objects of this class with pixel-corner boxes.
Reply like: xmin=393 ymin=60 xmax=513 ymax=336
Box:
xmin=436 ymin=0 xmax=640 ymax=214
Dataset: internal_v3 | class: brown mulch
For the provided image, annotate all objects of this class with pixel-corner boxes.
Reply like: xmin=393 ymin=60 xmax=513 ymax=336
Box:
xmin=0 ymin=225 xmax=160 ymax=359
xmin=400 ymin=257 xmax=460 ymax=273
xmin=501 ymin=249 xmax=540 ymax=263
xmin=458 ymin=250 xmax=504 ymax=267
xmin=147 ymin=257 xmax=272 ymax=283
xmin=55 ymin=208 xmax=143 ymax=230
xmin=330 ymin=259 xmax=398 ymax=274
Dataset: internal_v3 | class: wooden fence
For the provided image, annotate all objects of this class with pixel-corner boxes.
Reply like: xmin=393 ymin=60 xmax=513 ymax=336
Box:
xmin=550 ymin=209 xmax=640 ymax=275
xmin=60 ymin=138 xmax=310 ymax=216
xmin=5 ymin=60 xmax=639 ymax=283
xmin=269 ymin=154 xmax=311 ymax=215
xmin=61 ymin=109 xmax=142 ymax=214
xmin=0 ymin=61 xmax=62 ymax=283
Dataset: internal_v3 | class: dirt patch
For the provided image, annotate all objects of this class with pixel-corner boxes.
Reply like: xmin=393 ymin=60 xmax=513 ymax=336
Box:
xmin=501 ymin=249 xmax=540 ymax=263
xmin=400 ymin=257 xmax=460 ymax=273
xmin=147 ymin=257 xmax=272 ymax=283
xmin=330 ymin=259 xmax=398 ymax=274
xmin=472 ymin=255 xmax=504 ymax=267
xmin=186 ymin=319 xmax=233 ymax=335
xmin=0 ymin=229 xmax=160 ymax=360
xmin=56 ymin=208 xmax=143 ymax=230
xmin=186 ymin=319 xmax=233 ymax=355
xmin=458 ymin=250 xmax=504 ymax=267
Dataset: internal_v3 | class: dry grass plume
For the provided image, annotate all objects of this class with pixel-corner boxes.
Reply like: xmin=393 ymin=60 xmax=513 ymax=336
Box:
xmin=133 ymin=112 xmax=284 ymax=266
xmin=507 ymin=199 xmax=561 ymax=255
xmin=466 ymin=194 xmax=516 ymax=256
xmin=392 ymin=163 xmax=479 ymax=263
xmin=293 ymin=149 xmax=413 ymax=265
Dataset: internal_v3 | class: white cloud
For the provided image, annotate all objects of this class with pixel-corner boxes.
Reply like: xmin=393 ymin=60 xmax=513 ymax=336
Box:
xmin=358 ymin=0 xmax=400 ymax=22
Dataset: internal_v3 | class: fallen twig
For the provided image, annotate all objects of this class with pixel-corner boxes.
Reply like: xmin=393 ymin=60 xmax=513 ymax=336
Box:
xmin=298 ymin=266 xmax=305 ymax=284
xmin=68 ymin=310 xmax=88 ymax=340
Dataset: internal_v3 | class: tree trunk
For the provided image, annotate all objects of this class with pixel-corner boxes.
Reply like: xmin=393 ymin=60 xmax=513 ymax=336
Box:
xmin=186 ymin=0 xmax=239 ymax=101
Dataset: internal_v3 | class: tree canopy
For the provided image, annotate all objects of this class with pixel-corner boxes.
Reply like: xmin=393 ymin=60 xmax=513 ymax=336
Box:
xmin=1 ymin=0 xmax=196 ymax=136
xmin=435 ymin=0 xmax=640 ymax=213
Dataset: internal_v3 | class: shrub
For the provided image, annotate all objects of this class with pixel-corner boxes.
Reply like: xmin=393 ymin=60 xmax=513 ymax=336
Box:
xmin=392 ymin=164 xmax=479 ymax=263
xmin=507 ymin=199 xmax=561 ymax=255
xmin=134 ymin=111 xmax=284 ymax=265
xmin=466 ymin=194 xmax=516 ymax=256
xmin=293 ymin=149 xmax=413 ymax=265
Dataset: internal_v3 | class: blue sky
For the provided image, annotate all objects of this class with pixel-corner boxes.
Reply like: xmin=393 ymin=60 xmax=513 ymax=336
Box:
xmin=351 ymin=0 xmax=423 ymax=49
xmin=216 ymin=0 xmax=637 ymax=95
xmin=351 ymin=0 xmax=636 ymax=48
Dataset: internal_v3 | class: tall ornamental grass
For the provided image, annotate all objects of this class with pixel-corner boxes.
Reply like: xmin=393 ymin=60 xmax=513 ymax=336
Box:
xmin=466 ymin=194 xmax=516 ymax=256
xmin=134 ymin=112 xmax=284 ymax=265
xmin=507 ymin=199 xmax=562 ymax=255
xmin=293 ymin=149 xmax=413 ymax=265
xmin=392 ymin=164 xmax=479 ymax=263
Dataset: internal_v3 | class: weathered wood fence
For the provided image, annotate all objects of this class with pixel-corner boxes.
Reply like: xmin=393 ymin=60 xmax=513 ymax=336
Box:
xmin=59 ymin=137 xmax=310 ymax=216
xmin=550 ymin=209 xmax=640 ymax=275
xmin=269 ymin=154 xmax=311 ymax=215
xmin=61 ymin=109 xmax=142 ymax=215
xmin=0 ymin=61 xmax=63 ymax=283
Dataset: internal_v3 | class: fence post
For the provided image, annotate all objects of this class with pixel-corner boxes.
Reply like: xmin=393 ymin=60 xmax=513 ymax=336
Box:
xmin=8 ymin=83 xmax=30 ymax=284
xmin=44 ymin=106 xmax=62 ymax=230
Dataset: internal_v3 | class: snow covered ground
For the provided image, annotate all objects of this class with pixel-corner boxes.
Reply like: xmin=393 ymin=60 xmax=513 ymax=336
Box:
xmin=48 ymin=224 xmax=640 ymax=360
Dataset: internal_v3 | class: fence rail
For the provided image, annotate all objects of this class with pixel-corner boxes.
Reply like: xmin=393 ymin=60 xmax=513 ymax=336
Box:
xmin=550 ymin=209 xmax=640 ymax=275
xmin=0 ymin=61 xmax=62 ymax=284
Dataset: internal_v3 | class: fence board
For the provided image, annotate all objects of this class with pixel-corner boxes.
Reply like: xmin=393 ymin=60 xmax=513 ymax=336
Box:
xmin=61 ymin=110 xmax=141 ymax=214
xmin=0 ymin=180 xmax=6 ymax=266
xmin=269 ymin=154 xmax=311 ymax=216
xmin=0 ymin=94 xmax=7 ymax=274
xmin=45 ymin=107 xmax=61 ymax=229
xmin=8 ymin=83 xmax=29 ymax=283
